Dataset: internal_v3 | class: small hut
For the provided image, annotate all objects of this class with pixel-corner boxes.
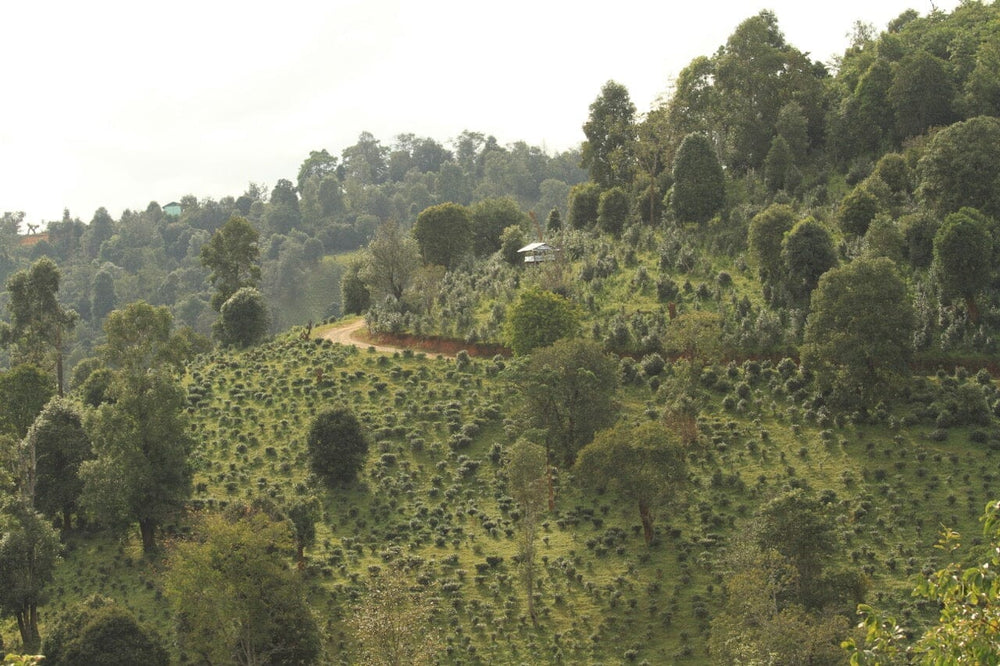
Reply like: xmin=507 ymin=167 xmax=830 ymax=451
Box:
xmin=517 ymin=241 xmax=557 ymax=264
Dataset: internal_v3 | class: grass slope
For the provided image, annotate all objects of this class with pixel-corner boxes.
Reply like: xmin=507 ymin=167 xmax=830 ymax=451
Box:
xmin=27 ymin=328 xmax=1000 ymax=664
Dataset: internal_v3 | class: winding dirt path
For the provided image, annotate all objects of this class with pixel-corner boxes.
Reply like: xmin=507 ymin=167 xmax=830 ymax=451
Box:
xmin=316 ymin=319 xmax=408 ymax=355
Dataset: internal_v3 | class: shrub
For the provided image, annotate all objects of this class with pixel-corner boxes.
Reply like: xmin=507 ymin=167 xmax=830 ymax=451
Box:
xmin=307 ymin=407 xmax=369 ymax=486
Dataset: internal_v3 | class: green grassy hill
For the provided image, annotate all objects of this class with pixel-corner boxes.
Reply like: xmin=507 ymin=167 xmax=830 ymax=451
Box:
xmin=30 ymin=325 xmax=1000 ymax=663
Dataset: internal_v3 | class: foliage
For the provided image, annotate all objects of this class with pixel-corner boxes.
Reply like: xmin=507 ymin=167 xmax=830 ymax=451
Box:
xmin=597 ymin=186 xmax=629 ymax=236
xmin=413 ymin=202 xmax=472 ymax=269
xmin=918 ymin=115 xmax=1000 ymax=219
xmin=575 ymin=421 xmax=686 ymax=545
xmin=199 ymin=215 xmax=262 ymax=312
xmin=360 ymin=220 xmax=420 ymax=301
xmin=0 ymin=500 xmax=61 ymax=652
xmin=932 ymin=207 xmax=994 ymax=322
xmin=671 ymin=133 xmax=726 ymax=224
xmin=747 ymin=203 xmax=795 ymax=285
xmin=43 ymin=595 xmax=168 ymax=666
xmin=567 ymin=182 xmax=601 ymax=229
xmin=306 ymin=406 xmax=368 ymax=486
xmin=502 ymin=287 xmax=581 ymax=356
xmin=839 ymin=185 xmax=880 ymax=237
xmin=215 ymin=287 xmax=270 ymax=348
xmin=847 ymin=500 xmax=1000 ymax=665
xmin=165 ymin=510 xmax=321 ymax=666
xmin=22 ymin=397 xmax=90 ymax=529
xmin=505 ymin=439 xmax=548 ymax=622
xmin=581 ymin=80 xmax=637 ymax=189
xmin=0 ymin=365 xmax=54 ymax=439
xmin=781 ymin=217 xmax=837 ymax=304
xmin=802 ymin=257 xmax=914 ymax=407
xmin=0 ymin=258 xmax=77 ymax=394
xmin=349 ymin=569 xmax=439 ymax=666
xmin=470 ymin=197 xmax=525 ymax=257
xmin=341 ymin=255 xmax=372 ymax=315
xmin=509 ymin=338 xmax=618 ymax=466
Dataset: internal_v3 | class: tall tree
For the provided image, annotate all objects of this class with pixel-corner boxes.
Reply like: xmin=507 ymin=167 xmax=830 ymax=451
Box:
xmin=22 ymin=398 xmax=90 ymax=529
xmin=0 ymin=258 xmax=78 ymax=395
xmin=575 ymin=421 xmax=686 ymax=546
xmin=413 ymin=202 xmax=472 ymax=269
xmin=918 ymin=115 xmax=1000 ymax=219
xmin=0 ymin=499 xmax=61 ymax=652
xmin=200 ymin=215 xmax=262 ymax=312
xmin=581 ymin=80 xmax=637 ymax=189
xmin=510 ymin=338 xmax=618 ymax=466
xmin=781 ymin=217 xmax=837 ymax=304
xmin=505 ymin=439 xmax=548 ymax=624
xmin=503 ymin=287 xmax=581 ymax=356
xmin=360 ymin=220 xmax=420 ymax=301
xmin=80 ymin=302 xmax=193 ymax=554
xmin=670 ymin=133 xmax=725 ymax=224
xmin=802 ymin=257 xmax=915 ymax=407
xmin=470 ymin=197 xmax=525 ymax=257
xmin=165 ymin=511 xmax=321 ymax=666
xmin=932 ymin=208 xmax=994 ymax=323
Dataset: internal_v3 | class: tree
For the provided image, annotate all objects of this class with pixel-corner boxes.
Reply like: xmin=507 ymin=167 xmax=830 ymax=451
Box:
xmin=90 ymin=269 xmax=116 ymax=322
xmin=889 ymin=50 xmax=955 ymax=140
xmin=546 ymin=207 xmax=562 ymax=233
xmin=361 ymin=220 xmax=420 ymax=301
xmin=670 ymin=133 xmax=725 ymax=224
xmin=22 ymin=398 xmax=90 ymax=529
xmin=567 ymin=182 xmax=601 ymax=229
xmin=597 ymin=186 xmax=629 ymax=236
xmin=80 ymin=302 xmax=193 ymax=554
xmin=575 ymin=421 xmax=686 ymax=546
xmin=215 ymin=287 xmax=269 ymax=348
xmin=412 ymin=202 xmax=472 ymax=269
xmin=505 ymin=439 xmax=548 ymax=623
xmin=0 ymin=365 xmax=54 ymax=440
xmin=499 ymin=225 xmax=526 ymax=266
xmin=0 ymin=500 xmax=61 ymax=652
xmin=932 ymin=208 xmax=994 ymax=323
xmin=43 ymin=595 xmax=169 ymax=666
xmin=80 ymin=371 xmax=192 ymax=554
xmin=747 ymin=203 xmax=795 ymax=285
xmin=503 ymin=287 xmax=581 ymax=356
xmin=199 ymin=215 xmax=262 ymax=312
xmin=341 ymin=256 xmax=372 ymax=315
xmin=781 ymin=217 xmax=837 ymax=304
xmin=349 ymin=569 xmax=439 ymax=666
xmin=263 ymin=179 xmax=301 ymax=236
xmin=0 ymin=258 xmax=78 ymax=395
xmin=838 ymin=185 xmax=880 ymax=237
xmin=581 ymin=80 xmax=637 ymax=189
xmin=165 ymin=511 xmax=321 ymax=666
xmin=510 ymin=338 xmax=618 ymax=466
xmin=845 ymin=500 xmax=1000 ymax=665
xmin=98 ymin=302 xmax=191 ymax=378
xmin=470 ymin=197 xmax=525 ymax=257
xmin=918 ymin=115 xmax=1000 ymax=219
xmin=296 ymin=148 xmax=339 ymax=192
xmin=764 ymin=134 xmax=793 ymax=193
xmin=307 ymin=407 xmax=368 ymax=486
xmin=802 ymin=257 xmax=914 ymax=407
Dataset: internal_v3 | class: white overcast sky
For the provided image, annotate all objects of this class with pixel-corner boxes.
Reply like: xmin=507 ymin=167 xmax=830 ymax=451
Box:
xmin=1 ymin=0 xmax=957 ymax=227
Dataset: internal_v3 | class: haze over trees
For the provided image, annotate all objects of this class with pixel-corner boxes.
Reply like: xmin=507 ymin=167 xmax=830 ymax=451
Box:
xmin=0 ymin=2 xmax=999 ymax=661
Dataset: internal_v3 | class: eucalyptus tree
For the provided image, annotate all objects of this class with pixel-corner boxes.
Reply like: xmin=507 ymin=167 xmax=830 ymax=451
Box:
xmin=0 ymin=257 xmax=78 ymax=395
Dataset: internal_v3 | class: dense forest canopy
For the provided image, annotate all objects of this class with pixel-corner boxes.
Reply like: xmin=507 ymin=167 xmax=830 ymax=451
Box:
xmin=1 ymin=2 xmax=1000 ymax=663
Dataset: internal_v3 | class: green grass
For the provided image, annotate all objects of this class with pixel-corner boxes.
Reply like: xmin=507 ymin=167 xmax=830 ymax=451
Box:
xmin=24 ymin=331 xmax=1000 ymax=663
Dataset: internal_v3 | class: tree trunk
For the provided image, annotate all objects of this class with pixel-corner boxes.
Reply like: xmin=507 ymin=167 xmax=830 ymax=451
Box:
xmin=639 ymin=501 xmax=654 ymax=546
xmin=966 ymin=294 xmax=980 ymax=325
xmin=139 ymin=518 xmax=157 ymax=555
xmin=17 ymin=603 xmax=41 ymax=653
